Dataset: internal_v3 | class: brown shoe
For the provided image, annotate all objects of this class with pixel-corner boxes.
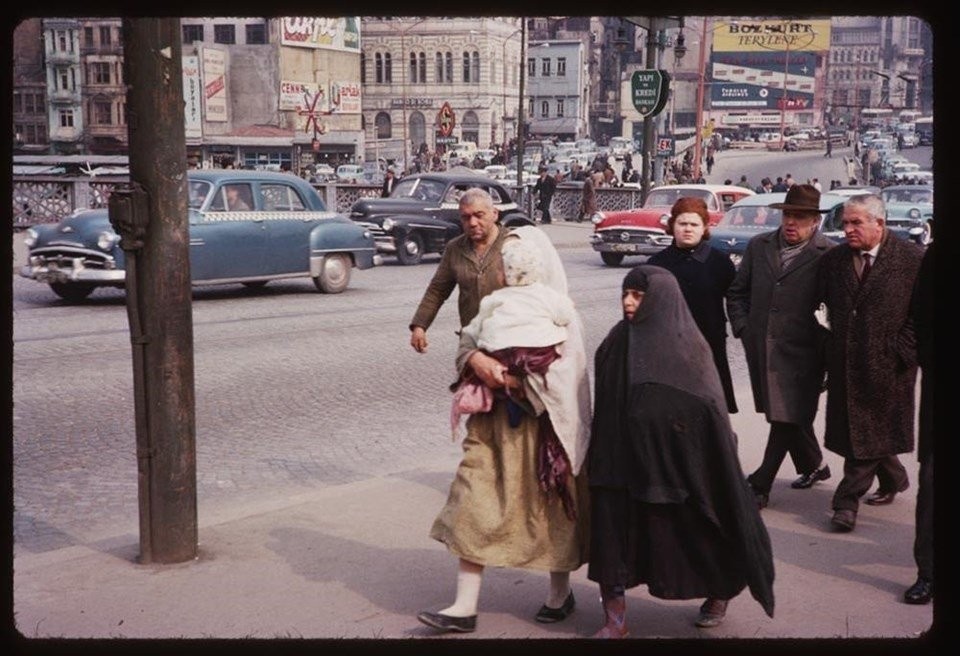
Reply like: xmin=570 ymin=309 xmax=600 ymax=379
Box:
xmin=695 ymin=598 xmax=728 ymax=628
xmin=592 ymin=594 xmax=629 ymax=638
xmin=831 ymin=509 xmax=857 ymax=532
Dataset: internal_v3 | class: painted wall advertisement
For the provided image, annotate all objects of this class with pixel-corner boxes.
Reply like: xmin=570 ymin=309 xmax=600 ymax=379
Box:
xmin=182 ymin=55 xmax=202 ymax=139
xmin=280 ymin=17 xmax=361 ymax=52
xmin=330 ymin=81 xmax=361 ymax=114
xmin=201 ymin=48 xmax=227 ymax=123
xmin=707 ymin=19 xmax=830 ymax=111
xmin=279 ymin=80 xmax=325 ymax=112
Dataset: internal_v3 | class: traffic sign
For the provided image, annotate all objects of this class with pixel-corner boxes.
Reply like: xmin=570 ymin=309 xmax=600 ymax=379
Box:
xmin=631 ymin=70 xmax=671 ymax=118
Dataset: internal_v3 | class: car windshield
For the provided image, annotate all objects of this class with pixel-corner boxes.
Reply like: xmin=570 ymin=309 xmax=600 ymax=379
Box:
xmin=882 ymin=188 xmax=932 ymax=204
xmin=391 ymin=178 xmax=446 ymax=202
xmin=188 ymin=180 xmax=212 ymax=209
xmin=719 ymin=204 xmax=782 ymax=228
xmin=645 ymin=188 xmax=716 ymax=210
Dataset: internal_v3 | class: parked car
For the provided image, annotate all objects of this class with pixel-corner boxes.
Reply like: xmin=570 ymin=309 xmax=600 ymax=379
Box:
xmin=336 ymin=164 xmax=366 ymax=183
xmin=588 ymin=183 xmax=754 ymax=266
xmin=20 ymin=170 xmax=380 ymax=301
xmin=880 ymin=184 xmax=933 ymax=246
xmin=829 ymin=185 xmax=882 ymax=198
xmin=347 ymin=171 xmax=533 ymax=265
xmin=710 ymin=192 xmax=848 ymax=268
xmin=608 ymin=136 xmax=635 ymax=160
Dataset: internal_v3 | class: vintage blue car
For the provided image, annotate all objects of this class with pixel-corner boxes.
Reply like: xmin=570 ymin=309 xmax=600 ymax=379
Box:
xmin=347 ymin=171 xmax=533 ymax=265
xmin=880 ymin=184 xmax=933 ymax=246
xmin=20 ymin=170 xmax=380 ymax=301
xmin=709 ymin=192 xmax=848 ymax=268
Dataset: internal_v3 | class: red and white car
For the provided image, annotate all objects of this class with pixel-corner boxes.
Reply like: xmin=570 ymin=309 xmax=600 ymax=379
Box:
xmin=589 ymin=183 xmax=755 ymax=266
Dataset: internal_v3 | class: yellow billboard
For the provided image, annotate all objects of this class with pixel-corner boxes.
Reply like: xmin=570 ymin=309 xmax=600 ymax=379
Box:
xmin=713 ymin=19 xmax=831 ymax=53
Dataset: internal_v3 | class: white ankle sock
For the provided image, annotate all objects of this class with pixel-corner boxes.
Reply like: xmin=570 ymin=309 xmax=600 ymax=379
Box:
xmin=546 ymin=571 xmax=571 ymax=608
xmin=439 ymin=567 xmax=483 ymax=617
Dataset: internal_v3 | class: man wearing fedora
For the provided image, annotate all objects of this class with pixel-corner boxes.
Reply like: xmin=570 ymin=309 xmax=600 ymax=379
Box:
xmin=727 ymin=184 xmax=836 ymax=509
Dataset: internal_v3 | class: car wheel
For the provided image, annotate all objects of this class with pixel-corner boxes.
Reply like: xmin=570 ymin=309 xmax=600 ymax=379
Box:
xmin=396 ymin=232 xmax=424 ymax=265
xmin=601 ymin=252 xmax=624 ymax=266
xmin=49 ymin=282 xmax=95 ymax=302
xmin=313 ymin=253 xmax=351 ymax=294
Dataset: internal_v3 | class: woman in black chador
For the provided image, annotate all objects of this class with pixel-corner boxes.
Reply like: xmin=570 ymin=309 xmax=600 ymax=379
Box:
xmin=587 ymin=265 xmax=774 ymax=638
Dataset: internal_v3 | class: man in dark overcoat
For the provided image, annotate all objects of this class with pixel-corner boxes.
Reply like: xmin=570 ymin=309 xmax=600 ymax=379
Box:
xmin=727 ymin=185 xmax=836 ymax=509
xmin=818 ymin=194 xmax=924 ymax=532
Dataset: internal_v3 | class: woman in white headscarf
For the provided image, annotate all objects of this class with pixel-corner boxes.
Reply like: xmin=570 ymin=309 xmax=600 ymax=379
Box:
xmin=418 ymin=225 xmax=592 ymax=634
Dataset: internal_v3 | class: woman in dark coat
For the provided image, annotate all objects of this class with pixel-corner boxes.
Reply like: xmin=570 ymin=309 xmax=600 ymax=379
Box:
xmin=587 ymin=265 xmax=774 ymax=638
xmin=648 ymin=197 xmax=738 ymax=412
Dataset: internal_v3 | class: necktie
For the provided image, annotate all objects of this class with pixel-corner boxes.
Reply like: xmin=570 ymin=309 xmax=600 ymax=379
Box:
xmin=861 ymin=253 xmax=872 ymax=281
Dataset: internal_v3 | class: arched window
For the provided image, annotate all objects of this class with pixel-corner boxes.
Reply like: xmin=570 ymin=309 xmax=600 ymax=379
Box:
xmin=409 ymin=51 xmax=418 ymax=82
xmin=461 ymin=110 xmax=479 ymax=145
xmin=471 ymin=51 xmax=480 ymax=83
xmin=375 ymin=111 xmax=392 ymax=139
xmin=435 ymin=52 xmax=444 ymax=82
xmin=462 ymin=51 xmax=471 ymax=82
xmin=375 ymin=53 xmax=383 ymax=83
xmin=410 ymin=111 xmax=426 ymax=152
xmin=540 ymin=100 xmax=549 ymax=118
xmin=418 ymin=52 xmax=426 ymax=83
xmin=445 ymin=52 xmax=453 ymax=83
xmin=384 ymin=52 xmax=392 ymax=83
xmin=410 ymin=51 xmax=426 ymax=83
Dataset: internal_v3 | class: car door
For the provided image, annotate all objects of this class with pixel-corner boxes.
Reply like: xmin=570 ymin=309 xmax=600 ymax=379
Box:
xmin=258 ymin=181 xmax=318 ymax=276
xmin=189 ymin=182 xmax=268 ymax=282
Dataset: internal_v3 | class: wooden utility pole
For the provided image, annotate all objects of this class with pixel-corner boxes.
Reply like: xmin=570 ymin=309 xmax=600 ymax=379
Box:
xmin=118 ymin=18 xmax=197 ymax=564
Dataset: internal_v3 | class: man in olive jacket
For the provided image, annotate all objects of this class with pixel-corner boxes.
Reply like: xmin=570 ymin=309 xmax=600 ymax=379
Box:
xmin=727 ymin=185 xmax=836 ymax=509
xmin=818 ymin=193 xmax=923 ymax=532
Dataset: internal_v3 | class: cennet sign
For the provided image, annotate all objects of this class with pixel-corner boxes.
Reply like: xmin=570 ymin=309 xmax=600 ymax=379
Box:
xmin=631 ymin=70 xmax=670 ymax=118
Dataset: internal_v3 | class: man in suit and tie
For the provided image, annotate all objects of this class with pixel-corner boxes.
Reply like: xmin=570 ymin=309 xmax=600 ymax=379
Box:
xmin=727 ymin=184 xmax=836 ymax=510
xmin=381 ymin=168 xmax=397 ymax=198
xmin=817 ymin=194 xmax=924 ymax=532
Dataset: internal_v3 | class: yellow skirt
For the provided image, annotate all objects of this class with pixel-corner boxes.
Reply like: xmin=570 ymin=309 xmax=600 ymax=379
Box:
xmin=430 ymin=402 xmax=590 ymax=572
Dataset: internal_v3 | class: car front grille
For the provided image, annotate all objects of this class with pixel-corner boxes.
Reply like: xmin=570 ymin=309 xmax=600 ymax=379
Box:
xmin=595 ymin=228 xmax=671 ymax=247
xmin=30 ymin=246 xmax=115 ymax=270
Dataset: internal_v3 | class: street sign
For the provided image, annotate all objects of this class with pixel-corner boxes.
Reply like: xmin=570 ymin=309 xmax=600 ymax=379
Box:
xmin=631 ymin=70 xmax=671 ymax=118
xmin=656 ymin=137 xmax=675 ymax=157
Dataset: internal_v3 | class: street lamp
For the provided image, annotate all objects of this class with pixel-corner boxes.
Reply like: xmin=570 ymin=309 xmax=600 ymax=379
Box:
xmin=395 ymin=18 xmax=427 ymax=173
xmin=516 ymin=19 xmax=526 ymax=189
xmin=501 ymin=26 xmax=523 ymax=154
xmin=692 ymin=17 xmax=709 ymax=181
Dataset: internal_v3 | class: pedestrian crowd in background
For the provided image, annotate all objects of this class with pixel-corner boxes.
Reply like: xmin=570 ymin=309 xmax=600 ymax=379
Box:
xmin=404 ymin=182 xmax=933 ymax=638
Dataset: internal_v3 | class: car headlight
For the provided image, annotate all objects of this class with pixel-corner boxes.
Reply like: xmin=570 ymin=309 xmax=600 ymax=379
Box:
xmin=590 ymin=213 xmax=604 ymax=225
xmin=659 ymin=213 xmax=670 ymax=227
xmin=24 ymin=228 xmax=38 ymax=248
xmin=907 ymin=208 xmax=920 ymax=220
xmin=382 ymin=218 xmax=395 ymax=232
xmin=97 ymin=231 xmax=121 ymax=251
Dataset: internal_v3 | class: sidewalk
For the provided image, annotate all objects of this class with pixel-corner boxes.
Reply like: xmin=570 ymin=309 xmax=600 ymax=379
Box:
xmin=11 ymin=445 xmax=936 ymax=642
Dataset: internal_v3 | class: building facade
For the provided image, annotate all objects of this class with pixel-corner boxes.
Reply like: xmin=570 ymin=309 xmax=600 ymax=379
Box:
xmin=43 ymin=18 xmax=84 ymax=155
xmin=358 ymin=16 xmax=523 ymax=166
xmin=13 ymin=18 xmax=48 ymax=154
xmin=526 ymin=40 xmax=588 ymax=140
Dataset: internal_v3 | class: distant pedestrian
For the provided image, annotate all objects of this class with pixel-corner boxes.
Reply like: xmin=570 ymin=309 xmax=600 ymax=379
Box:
xmin=771 ymin=177 xmax=787 ymax=192
xmin=706 ymin=153 xmax=715 ymax=175
xmin=533 ymin=167 xmax=557 ymax=224
xmin=737 ymin=174 xmax=751 ymax=190
xmin=812 ymin=178 xmax=822 ymax=192
xmin=578 ymin=175 xmax=597 ymax=222
xmin=824 ymin=138 xmax=833 ymax=158
xmin=817 ymin=193 xmax=924 ymax=533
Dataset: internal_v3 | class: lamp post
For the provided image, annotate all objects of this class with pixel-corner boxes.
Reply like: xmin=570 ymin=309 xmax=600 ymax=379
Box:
xmin=516 ymin=19 xmax=526 ymax=189
xmin=692 ymin=17 xmax=709 ymax=181
xmin=396 ymin=18 xmax=427 ymax=173
xmin=777 ymin=24 xmax=792 ymax=151
xmin=502 ymin=26 xmax=523 ymax=155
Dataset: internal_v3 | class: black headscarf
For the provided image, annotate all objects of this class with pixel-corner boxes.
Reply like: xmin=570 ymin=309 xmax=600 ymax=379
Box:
xmin=625 ymin=266 xmax=728 ymax=415
xmin=591 ymin=265 xmax=775 ymax=618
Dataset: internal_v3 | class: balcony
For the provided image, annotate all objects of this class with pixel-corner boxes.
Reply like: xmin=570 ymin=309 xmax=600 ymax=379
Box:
xmin=47 ymin=50 xmax=79 ymax=65
xmin=49 ymin=89 xmax=81 ymax=105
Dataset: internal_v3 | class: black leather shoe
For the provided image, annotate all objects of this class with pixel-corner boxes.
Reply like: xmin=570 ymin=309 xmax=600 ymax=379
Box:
xmin=417 ymin=611 xmax=477 ymax=633
xmin=791 ymin=464 xmax=831 ymax=489
xmin=695 ymin=598 xmax=728 ymax=628
xmin=904 ymin=577 xmax=933 ymax=605
xmin=831 ymin=509 xmax=857 ymax=532
xmin=535 ymin=591 xmax=575 ymax=623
